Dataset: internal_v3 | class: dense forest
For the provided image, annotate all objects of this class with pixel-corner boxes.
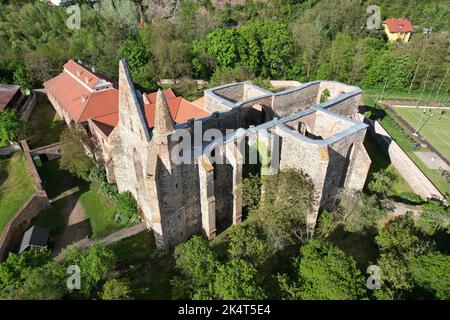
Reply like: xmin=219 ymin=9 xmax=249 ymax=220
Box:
xmin=0 ymin=0 xmax=449 ymax=97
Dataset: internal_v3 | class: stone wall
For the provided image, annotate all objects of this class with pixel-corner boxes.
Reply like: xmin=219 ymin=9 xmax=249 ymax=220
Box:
xmin=29 ymin=142 xmax=63 ymax=161
xmin=322 ymin=93 xmax=361 ymax=117
xmin=367 ymin=118 xmax=444 ymax=201
xmin=272 ymin=83 xmax=320 ymax=117
xmin=0 ymin=191 xmax=50 ymax=261
xmin=0 ymin=141 xmax=50 ymax=261
xmin=19 ymin=91 xmax=37 ymax=122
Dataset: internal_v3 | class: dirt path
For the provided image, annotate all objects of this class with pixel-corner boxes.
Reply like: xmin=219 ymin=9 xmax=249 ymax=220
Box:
xmin=51 ymin=191 xmax=91 ymax=257
xmin=54 ymin=223 xmax=147 ymax=261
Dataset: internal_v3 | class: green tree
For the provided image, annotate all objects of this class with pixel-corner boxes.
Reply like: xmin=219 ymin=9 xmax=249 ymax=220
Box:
xmin=114 ymin=191 xmax=139 ymax=224
xmin=0 ymin=109 xmax=23 ymax=146
xmin=214 ymin=259 xmax=266 ymax=300
xmin=227 ymin=224 xmax=273 ymax=267
xmin=343 ymin=194 xmax=386 ymax=233
xmin=368 ymin=169 xmax=396 ymax=198
xmin=375 ymin=215 xmax=422 ymax=254
xmin=416 ymin=200 xmax=449 ymax=235
xmin=240 ymin=173 xmax=262 ymax=210
xmin=0 ymin=248 xmax=51 ymax=294
xmin=13 ymin=62 xmax=31 ymax=91
xmin=13 ymin=262 xmax=67 ymax=300
xmin=59 ymin=126 xmax=95 ymax=180
xmin=171 ymin=236 xmax=219 ymax=299
xmin=207 ymin=28 xmax=247 ymax=69
xmin=101 ymin=279 xmax=132 ymax=300
xmin=62 ymin=245 xmax=117 ymax=299
xmin=209 ymin=64 xmax=255 ymax=87
xmin=409 ymin=251 xmax=450 ymax=299
xmin=119 ymin=39 xmax=149 ymax=74
xmin=252 ymin=169 xmax=314 ymax=249
xmin=374 ymin=252 xmax=414 ymax=300
xmin=278 ymin=240 xmax=366 ymax=300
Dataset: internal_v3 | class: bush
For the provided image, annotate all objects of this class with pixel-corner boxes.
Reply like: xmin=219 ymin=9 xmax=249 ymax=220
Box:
xmin=88 ymin=167 xmax=107 ymax=183
xmin=114 ymin=191 xmax=139 ymax=224
xmin=101 ymin=279 xmax=132 ymax=300
xmin=98 ymin=182 xmax=119 ymax=201
xmin=0 ymin=109 xmax=23 ymax=146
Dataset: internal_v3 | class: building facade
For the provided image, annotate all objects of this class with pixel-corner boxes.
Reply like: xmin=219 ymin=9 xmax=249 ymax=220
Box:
xmin=382 ymin=18 xmax=414 ymax=43
xmin=106 ymin=60 xmax=371 ymax=248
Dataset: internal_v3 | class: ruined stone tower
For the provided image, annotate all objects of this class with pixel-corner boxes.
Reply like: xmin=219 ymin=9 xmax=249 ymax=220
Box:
xmin=108 ymin=60 xmax=370 ymax=249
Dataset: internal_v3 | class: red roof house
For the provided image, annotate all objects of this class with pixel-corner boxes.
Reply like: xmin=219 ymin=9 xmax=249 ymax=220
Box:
xmin=382 ymin=18 xmax=414 ymax=43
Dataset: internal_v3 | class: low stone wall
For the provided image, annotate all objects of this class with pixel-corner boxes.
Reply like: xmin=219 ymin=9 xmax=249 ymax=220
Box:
xmin=20 ymin=140 xmax=44 ymax=190
xmin=19 ymin=91 xmax=37 ymax=122
xmin=0 ymin=191 xmax=50 ymax=260
xmin=0 ymin=140 xmax=50 ymax=261
xmin=365 ymin=117 xmax=444 ymax=201
xmin=30 ymin=142 xmax=63 ymax=161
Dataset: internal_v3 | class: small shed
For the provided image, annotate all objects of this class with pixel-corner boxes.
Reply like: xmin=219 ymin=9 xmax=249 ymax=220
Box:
xmin=19 ymin=226 xmax=51 ymax=254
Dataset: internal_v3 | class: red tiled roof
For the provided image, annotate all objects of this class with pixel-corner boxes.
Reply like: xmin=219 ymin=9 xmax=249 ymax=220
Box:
xmin=92 ymin=90 xmax=209 ymax=137
xmin=145 ymin=88 xmax=176 ymax=104
xmin=46 ymin=60 xmax=209 ymax=137
xmin=143 ymin=96 xmax=210 ymax=128
xmin=382 ymin=18 xmax=414 ymax=33
xmin=0 ymin=84 xmax=21 ymax=111
xmin=44 ymin=62 xmax=118 ymax=123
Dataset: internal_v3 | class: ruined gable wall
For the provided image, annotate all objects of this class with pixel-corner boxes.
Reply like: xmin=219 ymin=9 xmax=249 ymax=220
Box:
xmin=277 ymin=129 xmax=322 ymax=181
xmin=313 ymin=112 xmax=353 ymax=138
xmin=321 ymin=129 xmax=367 ymax=206
xmin=180 ymin=164 xmax=203 ymax=236
xmin=272 ymin=83 xmax=320 ymax=118
xmin=321 ymin=93 xmax=361 ymax=117
xmin=283 ymin=112 xmax=317 ymax=132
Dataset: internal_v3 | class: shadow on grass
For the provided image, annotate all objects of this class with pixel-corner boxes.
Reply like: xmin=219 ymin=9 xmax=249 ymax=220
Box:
xmin=327 ymin=224 xmax=379 ymax=271
xmin=109 ymin=231 xmax=177 ymax=300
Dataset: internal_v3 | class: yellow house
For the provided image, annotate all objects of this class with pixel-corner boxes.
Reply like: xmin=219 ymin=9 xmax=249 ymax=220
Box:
xmin=382 ymin=18 xmax=414 ymax=43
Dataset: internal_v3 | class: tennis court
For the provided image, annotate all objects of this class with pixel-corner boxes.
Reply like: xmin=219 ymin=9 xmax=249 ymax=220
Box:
xmin=393 ymin=106 xmax=450 ymax=161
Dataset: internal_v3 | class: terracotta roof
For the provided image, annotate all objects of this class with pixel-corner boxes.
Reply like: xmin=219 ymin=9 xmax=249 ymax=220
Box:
xmin=0 ymin=84 xmax=21 ymax=111
xmin=44 ymin=64 xmax=118 ymax=123
xmin=63 ymin=59 xmax=113 ymax=91
xmin=144 ymin=96 xmax=210 ymax=128
xmin=382 ymin=18 xmax=414 ymax=33
xmin=46 ymin=60 xmax=210 ymax=137
xmin=91 ymin=90 xmax=210 ymax=137
xmin=145 ymin=88 xmax=176 ymax=104
xmin=192 ymin=97 xmax=205 ymax=109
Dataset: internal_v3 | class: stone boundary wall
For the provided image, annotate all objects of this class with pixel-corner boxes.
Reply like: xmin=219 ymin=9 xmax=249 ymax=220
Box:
xmin=0 ymin=140 xmax=50 ymax=261
xmin=0 ymin=191 xmax=50 ymax=260
xmin=30 ymin=142 xmax=63 ymax=161
xmin=364 ymin=116 xmax=445 ymax=201
xmin=18 ymin=91 xmax=37 ymax=122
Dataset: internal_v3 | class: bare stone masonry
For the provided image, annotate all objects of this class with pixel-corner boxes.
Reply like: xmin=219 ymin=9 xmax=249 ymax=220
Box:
xmin=100 ymin=60 xmax=371 ymax=248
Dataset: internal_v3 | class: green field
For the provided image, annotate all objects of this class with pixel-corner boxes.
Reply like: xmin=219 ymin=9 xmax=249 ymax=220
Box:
xmin=393 ymin=107 xmax=450 ymax=161
xmin=36 ymin=159 xmax=126 ymax=239
xmin=24 ymin=94 xmax=65 ymax=149
xmin=0 ymin=152 xmax=36 ymax=233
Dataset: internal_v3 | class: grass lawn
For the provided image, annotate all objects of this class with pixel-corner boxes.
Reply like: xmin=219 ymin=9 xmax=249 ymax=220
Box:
xmin=0 ymin=152 xmax=36 ymax=233
xmin=363 ymin=88 xmax=448 ymax=103
xmin=109 ymin=231 xmax=176 ymax=299
xmin=24 ymin=93 xmax=65 ymax=149
xmin=36 ymin=159 xmax=124 ymax=239
xmin=362 ymin=96 xmax=450 ymax=200
xmin=79 ymin=181 xmax=124 ymax=239
xmin=363 ymin=134 xmax=419 ymax=202
xmin=393 ymin=107 xmax=450 ymax=160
